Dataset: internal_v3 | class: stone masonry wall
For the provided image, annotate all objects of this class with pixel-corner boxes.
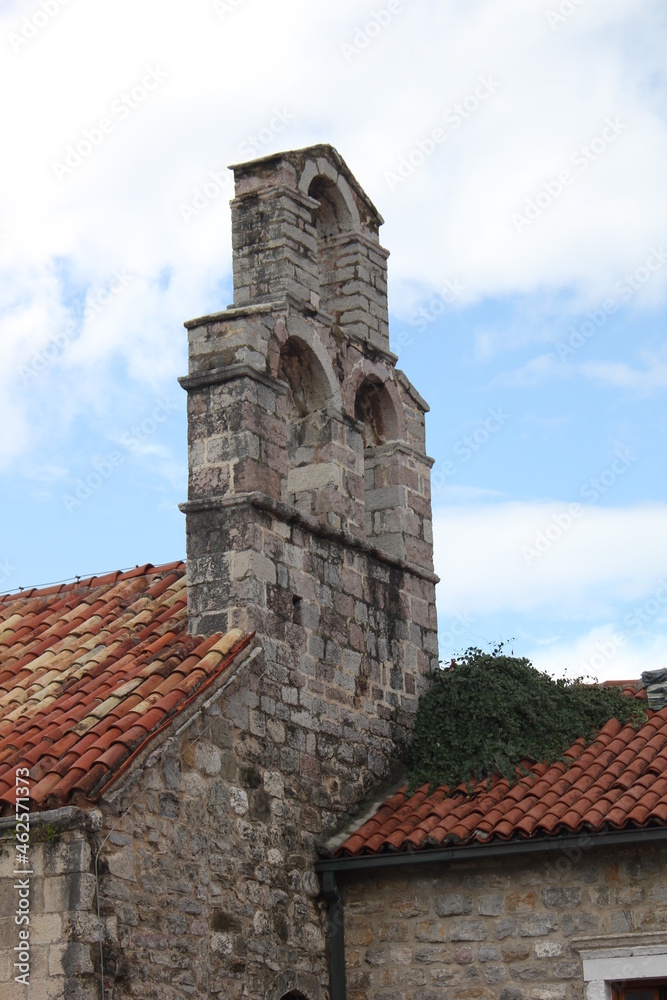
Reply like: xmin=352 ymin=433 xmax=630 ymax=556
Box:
xmin=341 ymin=840 xmax=667 ymax=1000
xmin=0 ymin=807 xmax=101 ymax=1000
xmin=93 ymin=605 xmax=438 ymax=1000
xmin=182 ymin=300 xmax=434 ymax=558
xmin=187 ymin=496 xmax=438 ymax=774
xmin=92 ymin=646 xmax=336 ymax=1000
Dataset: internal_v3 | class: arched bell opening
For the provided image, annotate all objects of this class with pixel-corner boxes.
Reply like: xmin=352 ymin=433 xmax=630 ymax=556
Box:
xmin=308 ymin=175 xmax=354 ymax=318
xmin=354 ymin=379 xmax=405 ymax=555
xmin=278 ymin=334 xmax=341 ymax=510
xmin=354 ymin=379 xmax=399 ymax=448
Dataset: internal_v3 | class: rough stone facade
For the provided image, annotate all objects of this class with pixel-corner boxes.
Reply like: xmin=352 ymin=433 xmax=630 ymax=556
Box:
xmin=63 ymin=639 xmax=351 ymax=1000
xmin=0 ymin=808 xmax=101 ymax=1000
xmin=90 ymin=652 xmax=333 ymax=999
xmin=340 ymin=840 xmax=667 ymax=999
xmin=3 ymin=640 xmax=336 ymax=1000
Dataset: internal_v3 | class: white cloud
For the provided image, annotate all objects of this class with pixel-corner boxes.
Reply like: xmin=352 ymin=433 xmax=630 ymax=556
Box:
xmin=1 ymin=1 xmax=666 ymax=631
xmin=495 ymin=353 xmax=563 ymax=387
xmin=526 ymin=625 xmax=667 ymax=684
xmin=1 ymin=1 xmax=665 ymax=420
xmin=433 ymin=500 xmax=667 ymax=678
xmin=433 ymin=500 xmax=667 ymax=618
xmin=20 ymin=463 xmax=69 ymax=484
xmin=579 ymin=356 xmax=667 ymax=390
xmin=496 ymin=348 xmax=667 ymax=392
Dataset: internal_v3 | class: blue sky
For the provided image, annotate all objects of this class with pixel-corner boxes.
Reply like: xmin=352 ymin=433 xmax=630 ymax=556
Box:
xmin=1 ymin=0 xmax=666 ymax=680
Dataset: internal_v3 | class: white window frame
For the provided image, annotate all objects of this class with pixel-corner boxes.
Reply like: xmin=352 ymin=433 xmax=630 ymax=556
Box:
xmin=581 ymin=946 xmax=667 ymax=1000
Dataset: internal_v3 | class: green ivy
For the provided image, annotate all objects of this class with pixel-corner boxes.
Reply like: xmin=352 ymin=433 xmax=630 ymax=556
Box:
xmin=34 ymin=822 xmax=61 ymax=850
xmin=408 ymin=645 xmax=647 ymax=794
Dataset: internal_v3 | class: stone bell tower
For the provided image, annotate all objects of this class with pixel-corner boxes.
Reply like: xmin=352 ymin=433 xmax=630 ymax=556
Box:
xmin=179 ymin=144 xmax=438 ymax=777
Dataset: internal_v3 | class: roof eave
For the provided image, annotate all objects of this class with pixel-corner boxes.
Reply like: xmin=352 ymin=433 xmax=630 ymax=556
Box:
xmin=315 ymin=824 xmax=667 ymax=877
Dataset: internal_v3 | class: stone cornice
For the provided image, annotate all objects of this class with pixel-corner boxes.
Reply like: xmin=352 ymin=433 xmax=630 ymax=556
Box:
xmin=179 ymin=492 xmax=439 ymax=584
xmin=184 ymin=292 xmax=333 ymax=331
xmin=364 ymin=440 xmax=435 ymax=468
xmin=230 ymin=183 xmax=320 ymax=212
xmin=178 ymin=362 xmax=288 ymax=394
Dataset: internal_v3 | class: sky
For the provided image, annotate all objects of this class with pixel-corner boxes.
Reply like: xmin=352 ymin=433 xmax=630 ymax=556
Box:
xmin=1 ymin=0 xmax=666 ymax=681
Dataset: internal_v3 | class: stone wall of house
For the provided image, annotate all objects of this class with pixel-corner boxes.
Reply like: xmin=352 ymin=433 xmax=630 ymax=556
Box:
xmin=93 ymin=648 xmax=333 ymax=1000
xmin=185 ymin=488 xmax=438 ymax=779
xmin=0 ymin=807 xmax=101 ymax=1000
xmin=340 ymin=839 xmax=667 ymax=999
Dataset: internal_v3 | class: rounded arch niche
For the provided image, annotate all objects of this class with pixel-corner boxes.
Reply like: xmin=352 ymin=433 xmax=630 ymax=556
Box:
xmin=308 ymin=175 xmax=354 ymax=239
xmin=354 ymin=378 xmax=400 ymax=447
xmin=307 ymin=174 xmax=355 ymax=317
xmin=277 ymin=333 xmax=341 ymax=509
xmin=354 ymin=377 xmax=406 ymax=556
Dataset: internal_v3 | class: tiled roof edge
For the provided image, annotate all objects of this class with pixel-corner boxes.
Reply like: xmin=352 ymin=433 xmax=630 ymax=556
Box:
xmin=0 ymin=560 xmax=186 ymax=603
xmin=317 ymin=823 xmax=667 ymax=870
xmin=86 ymin=631 xmax=257 ymax=804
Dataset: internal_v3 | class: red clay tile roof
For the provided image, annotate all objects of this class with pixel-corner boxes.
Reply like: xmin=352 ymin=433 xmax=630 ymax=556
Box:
xmin=0 ymin=561 xmax=253 ymax=813
xmin=335 ymin=685 xmax=667 ymax=857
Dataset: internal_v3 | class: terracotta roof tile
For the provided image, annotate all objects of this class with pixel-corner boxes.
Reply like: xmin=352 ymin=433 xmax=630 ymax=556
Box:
xmin=0 ymin=562 xmax=253 ymax=813
xmin=335 ymin=683 xmax=667 ymax=857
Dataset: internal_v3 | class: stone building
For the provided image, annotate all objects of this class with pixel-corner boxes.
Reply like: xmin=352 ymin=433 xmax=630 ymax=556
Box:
xmin=318 ymin=694 xmax=667 ymax=1000
xmin=0 ymin=144 xmax=438 ymax=1000
xmin=1 ymin=144 xmax=666 ymax=1000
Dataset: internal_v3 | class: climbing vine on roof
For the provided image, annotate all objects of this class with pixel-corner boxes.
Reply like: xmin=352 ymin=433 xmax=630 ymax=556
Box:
xmin=408 ymin=646 xmax=646 ymax=793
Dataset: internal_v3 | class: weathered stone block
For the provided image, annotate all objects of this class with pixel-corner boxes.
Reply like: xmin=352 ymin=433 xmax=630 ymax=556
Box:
xmin=542 ymin=886 xmax=582 ymax=908
xmin=450 ymin=920 xmax=487 ymax=941
xmin=519 ymin=914 xmax=557 ymax=937
xmin=414 ymin=921 xmax=447 ymax=943
xmin=435 ymin=893 xmax=473 ymax=917
xmin=475 ymin=894 xmax=502 ymax=917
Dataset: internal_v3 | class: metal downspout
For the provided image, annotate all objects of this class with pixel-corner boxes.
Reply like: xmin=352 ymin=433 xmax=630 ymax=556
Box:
xmin=321 ymin=871 xmax=346 ymax=1000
